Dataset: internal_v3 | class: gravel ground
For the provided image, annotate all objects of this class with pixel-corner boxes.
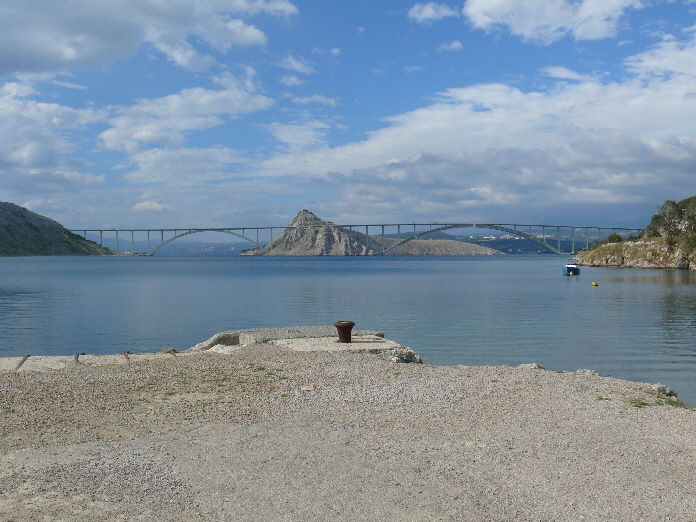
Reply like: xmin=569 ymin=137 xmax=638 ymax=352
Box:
xmin=1 ymin=342 xmax=696 ymax=521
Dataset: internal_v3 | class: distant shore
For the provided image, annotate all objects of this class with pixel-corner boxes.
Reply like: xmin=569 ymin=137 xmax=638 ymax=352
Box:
xmin=2 ymin=329 xmax=695 ymax=520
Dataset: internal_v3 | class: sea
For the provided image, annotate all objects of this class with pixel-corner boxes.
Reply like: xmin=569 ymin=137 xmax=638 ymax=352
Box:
xmin=2 ymin=255 xmax=696 ymax=405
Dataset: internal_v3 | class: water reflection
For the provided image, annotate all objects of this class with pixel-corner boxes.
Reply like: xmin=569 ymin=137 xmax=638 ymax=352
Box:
xmin=0 ymin=288 xmax=48 ymax=323
xmin=0 ymin=289 xmax=54 ymax=354
xmin=660 ymin=291 xmax=696 ymax=352
xmin=604 ymin=270 xmax=696 ymax=285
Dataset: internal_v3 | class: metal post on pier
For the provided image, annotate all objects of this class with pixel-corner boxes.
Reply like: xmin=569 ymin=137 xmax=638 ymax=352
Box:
xmin=115 ymin=231 xmax=119 ymax=253
xmin=131 ymin=230 xmax=134 ymax=255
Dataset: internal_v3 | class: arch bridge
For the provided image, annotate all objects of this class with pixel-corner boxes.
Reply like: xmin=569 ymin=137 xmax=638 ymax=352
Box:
xmin=72 ymin=223 xmax=643 ymax=256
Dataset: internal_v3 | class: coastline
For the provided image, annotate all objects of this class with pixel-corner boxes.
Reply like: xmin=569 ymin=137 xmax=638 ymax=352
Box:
xmin=575 ymin=237 xmax=696 ymax=270
xmin=2 ymin=328 xmax=695 ymax=520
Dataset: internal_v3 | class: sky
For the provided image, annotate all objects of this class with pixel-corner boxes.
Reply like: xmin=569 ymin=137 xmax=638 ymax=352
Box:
xmin=2 ymin=0 xmax=696 ymax=230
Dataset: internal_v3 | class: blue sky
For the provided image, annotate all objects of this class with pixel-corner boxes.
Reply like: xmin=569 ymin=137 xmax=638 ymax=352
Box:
xmin=2 ymin=0 xmax=696 ymax=230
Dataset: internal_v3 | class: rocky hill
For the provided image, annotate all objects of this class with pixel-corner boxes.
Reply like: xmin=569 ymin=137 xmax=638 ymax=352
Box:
xmin=0 ymin=202 xmax=111 ymax=256
xmin=241 ymin=210 xmax=503 ymax=256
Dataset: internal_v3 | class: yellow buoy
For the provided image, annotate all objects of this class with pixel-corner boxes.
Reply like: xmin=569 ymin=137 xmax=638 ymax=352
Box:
xmin=592 ymin=281 xmax=598 ymax=286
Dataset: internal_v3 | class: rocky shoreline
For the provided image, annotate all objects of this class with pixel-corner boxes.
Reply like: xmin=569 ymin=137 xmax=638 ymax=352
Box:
xmin=2 ymin=327 xmax=695 ymax=520
xmin=576 ymin=237 xmax=696 ymax=270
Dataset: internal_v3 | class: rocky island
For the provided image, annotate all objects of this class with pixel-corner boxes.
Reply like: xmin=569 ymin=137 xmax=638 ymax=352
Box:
xmin=0 ymin=201 xmax=111 ymax=256
xmin=241 ymin=209 xmax=504 ymax=256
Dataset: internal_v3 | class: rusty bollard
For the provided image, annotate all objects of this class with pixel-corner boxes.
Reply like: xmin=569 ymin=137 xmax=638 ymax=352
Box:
xmin=334 ymin=321 xmax=356 ymax=343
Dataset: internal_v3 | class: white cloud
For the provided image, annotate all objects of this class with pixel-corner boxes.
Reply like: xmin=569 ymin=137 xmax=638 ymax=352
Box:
xmin=541 ymin=66 xmax=596 ymax=82
xmin=292 ymin=95 xmax=338 ymax=106
xmin=312 ymin=47 xmax=341 ymax=56
xmin=226 ymin=0 xmax=298 ymax=17
xmin=133 ymin=200 xmax=172 ymax=212
xmin=264 ymin=120 xmax=330 ymax=152
xmin=302 ymin=133 xmax=691 ymax=224
xmin=1 ymin=82 xmax=38 ymax=98
xmin=124 ymin=147 xmax=245 ymax=184
xmin=0 ymin=0 xmax=297 ymax=75
xmin=100 ymin=76 xmax=273 ymax=153
xmin=22 ymin=199 xmax=57 ymax=213
xmin=58 ymin=169 xmax=105 ymax=186
xmin=279 ymin=53 xmax=316 ymax=74
xmin=280 ymin=75 xmax=305 ymax=86
xmin=0 ymin=78 xmax=111 ymax=203
xmin=148 ymin=39 xmax=218 ymax=72
xmin=51 ymin=80 xmax=88 ymax=90
xmin=408 ymin=3 xmax=460 ymax=24
xmin=463 ymin=0 xmax=644 ymax=43
xmin=0 ymin=83 xmax=105 ymax=170
xmin=624 ymin=34 xmax=696 ymax=78
xmin=200 ymin=16 xmax=269 ymax=50
xmin=404 ymin=66 xmax=423 ymax=73
xmin=436 ymin=40 xmax=464 ymax=52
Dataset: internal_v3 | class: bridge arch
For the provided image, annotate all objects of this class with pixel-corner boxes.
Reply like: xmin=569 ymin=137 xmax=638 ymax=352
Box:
xmin=148 ymin=229 xmax=268 ymax=255
xmin=377 ymin=224 xmax=562 ymax=255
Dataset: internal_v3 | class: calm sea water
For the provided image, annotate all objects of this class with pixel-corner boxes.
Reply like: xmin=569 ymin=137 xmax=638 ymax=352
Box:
xmin=2 ymin=255 xmax=696 ymax=404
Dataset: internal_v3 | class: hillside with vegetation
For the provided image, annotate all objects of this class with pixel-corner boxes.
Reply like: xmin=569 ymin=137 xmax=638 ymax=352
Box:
xmin=576 ymin=196 xmax=696 ymax=270
xmin=0 ymin=202 xmax=112 ymax=256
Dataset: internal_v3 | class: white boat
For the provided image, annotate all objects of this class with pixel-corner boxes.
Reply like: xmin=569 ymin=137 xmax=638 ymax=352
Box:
xmin=563 ymin=263 xmax=580 ymax=275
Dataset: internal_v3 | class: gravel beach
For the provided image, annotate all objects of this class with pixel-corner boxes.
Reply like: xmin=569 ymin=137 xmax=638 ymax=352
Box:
xmin=1 ymin=329 xmax=695 ymax=521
